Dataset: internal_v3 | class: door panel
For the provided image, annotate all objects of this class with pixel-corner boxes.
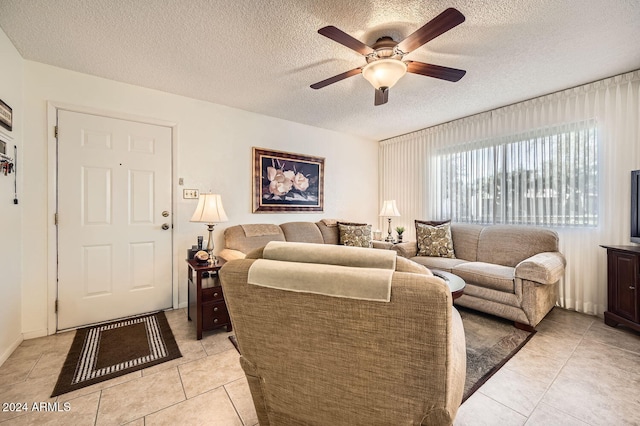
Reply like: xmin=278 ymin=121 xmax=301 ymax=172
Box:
xmin=130 ymin=169 xmax=154 ymax=223
xmin=57 ymin=110 xmax=172 ymax=330
xmin=83 ymin=167 xmax=112 ymax=225
xmin=82 ymin=244 xmax=112 ymax=296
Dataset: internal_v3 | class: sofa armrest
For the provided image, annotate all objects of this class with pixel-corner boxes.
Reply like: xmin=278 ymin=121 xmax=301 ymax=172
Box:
xmin=371 ymin=241 xmax=394 ymax=250
xmin=392 ymin=241 xmax=418 ymax=258
xmin=515 ymin=251 xmax=566 ymax=284
xmin=218 ymin=248 xmax=246 ymax=262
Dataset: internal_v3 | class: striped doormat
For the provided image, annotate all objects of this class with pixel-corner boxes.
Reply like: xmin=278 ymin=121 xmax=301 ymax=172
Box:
xmin=51 ymin=311 xmax=182 ymax=397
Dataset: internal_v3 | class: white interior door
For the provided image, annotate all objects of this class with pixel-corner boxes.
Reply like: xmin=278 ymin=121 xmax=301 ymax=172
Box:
xmin=57 ymin=110 xmax=173 ymax=330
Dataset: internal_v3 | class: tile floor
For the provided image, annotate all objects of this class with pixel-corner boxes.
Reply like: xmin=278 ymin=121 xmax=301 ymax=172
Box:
xmin=0 ymin=309 xmax=254 ymax=426
xmin=0 ymin=307 xmax=639 ymax=425
xmin=454 ymin=308 xmax=640 ymax=426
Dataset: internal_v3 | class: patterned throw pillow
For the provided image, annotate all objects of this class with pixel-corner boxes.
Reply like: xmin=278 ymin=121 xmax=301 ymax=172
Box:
xmin=415 ymin=221 xmax=456 ymax=258
xmin=338 ymin=222 xmax=372 ymax=248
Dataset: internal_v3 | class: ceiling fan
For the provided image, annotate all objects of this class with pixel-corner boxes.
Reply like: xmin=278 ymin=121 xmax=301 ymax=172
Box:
xmin=310 ymin=8 xmax=466 ymax=106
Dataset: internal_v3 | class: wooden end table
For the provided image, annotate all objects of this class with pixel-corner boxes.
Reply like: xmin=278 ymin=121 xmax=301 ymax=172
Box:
xmin=186 ymin=258 xmax=232 ymax=340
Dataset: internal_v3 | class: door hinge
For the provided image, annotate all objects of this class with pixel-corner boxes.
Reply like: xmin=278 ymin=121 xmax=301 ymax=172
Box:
xmin=54 ymin=125 xmax=58 ymax=138
xmin=55 ymin=299 xmax=59 ymax=313
xmin=54 ymin=213 xmax=58 ymax=225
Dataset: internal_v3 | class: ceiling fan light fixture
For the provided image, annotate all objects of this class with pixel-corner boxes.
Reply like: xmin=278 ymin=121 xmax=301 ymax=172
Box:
xmin=362 ymin=59 xmax=407 ymax=90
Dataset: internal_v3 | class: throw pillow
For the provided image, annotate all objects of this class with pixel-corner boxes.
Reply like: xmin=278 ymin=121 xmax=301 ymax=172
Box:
xmin=415 ymin=219 xmax=450 ymax=227
xmin=338 ymin=222 xmax=372 ymax=248
xmin=415 ymin=220 xmax=456 ymax=258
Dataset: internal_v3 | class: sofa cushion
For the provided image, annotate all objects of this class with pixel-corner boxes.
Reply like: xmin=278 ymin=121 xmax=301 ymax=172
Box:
xmin=477 ymin=225 xmax=559 ymax=267
xmin=338 ymin=222 xmax=372 ymax=247
xmin=416 ymin=221 xmax=455 ymax=258
xmin=224 ymin=225 xmax=286 ymax=254
xmin=280 ymin=222 xmax=324 ymax=244
xmin=410 ymin=256 xmax=468 ymax=272
xmin=450 ymin=223 xmax=483 ymax=261
xmin=453 ymin=262 xmax=515 ymax=293
xmin=316 ymin=220 xmax=340 ymax=245
xmin=240 ymin=224 xmax=281 ymax=237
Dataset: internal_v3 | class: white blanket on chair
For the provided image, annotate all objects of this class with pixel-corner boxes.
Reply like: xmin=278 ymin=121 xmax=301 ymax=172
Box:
xmin=247 ymin=241 xmax=397 ymax=302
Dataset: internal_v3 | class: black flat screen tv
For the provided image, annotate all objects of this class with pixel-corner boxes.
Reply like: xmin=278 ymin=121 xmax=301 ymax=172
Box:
xmin=632 ymin=170 xmax=640 ymax=243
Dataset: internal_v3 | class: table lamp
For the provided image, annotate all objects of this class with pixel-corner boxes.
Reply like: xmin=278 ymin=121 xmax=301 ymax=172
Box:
xmin=190 ymin=193 xmax=228 ymax=262
xmin=379 ymin=200 xmax=401 ymax=242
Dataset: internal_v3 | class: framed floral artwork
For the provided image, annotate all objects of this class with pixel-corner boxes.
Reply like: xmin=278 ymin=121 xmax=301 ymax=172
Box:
xmin=253 ymin=147 xmax=324 ymax=212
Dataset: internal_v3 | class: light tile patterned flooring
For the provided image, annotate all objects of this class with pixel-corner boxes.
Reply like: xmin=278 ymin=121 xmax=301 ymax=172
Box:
xmin=0 ymin=307 xmax=639 ymax=425
xmin=0 ymin=309 xmax=255 ymax=425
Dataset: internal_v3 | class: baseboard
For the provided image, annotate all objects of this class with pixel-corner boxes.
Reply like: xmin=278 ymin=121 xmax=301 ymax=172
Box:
xmin=22 ymin=328 xmax=49 ymax=340
xmin=177 ymin=301 xmax=188 ymax=310
xmin=0 ymin=334 xmax=24 ymax=367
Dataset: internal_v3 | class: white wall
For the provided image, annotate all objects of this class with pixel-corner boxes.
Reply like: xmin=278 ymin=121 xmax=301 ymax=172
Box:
xmin=0 ymin=28 xmax=24 ymax=363
xmin=22 ymin=61 xmax=378 ymax=336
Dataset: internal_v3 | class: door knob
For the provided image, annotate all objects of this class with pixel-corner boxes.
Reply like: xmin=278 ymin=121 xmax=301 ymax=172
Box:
xmin=162 ymin=223 xmax=170 ymax=230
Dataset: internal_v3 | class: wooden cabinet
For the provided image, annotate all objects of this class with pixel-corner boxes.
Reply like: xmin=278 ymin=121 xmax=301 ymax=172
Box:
xmin=601 ymin=245 xmax=640 ymax=332
xmin=186 ymin=259 xmax=232 ymax=340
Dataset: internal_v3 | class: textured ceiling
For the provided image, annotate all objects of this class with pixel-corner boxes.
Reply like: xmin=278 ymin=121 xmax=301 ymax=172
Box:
xmin=1 ymin=0 xmax=639 ymax=141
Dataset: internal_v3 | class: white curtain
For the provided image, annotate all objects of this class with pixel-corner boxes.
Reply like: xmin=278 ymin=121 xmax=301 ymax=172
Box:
xmin=379 ymin=69 xmax=640 ymax=316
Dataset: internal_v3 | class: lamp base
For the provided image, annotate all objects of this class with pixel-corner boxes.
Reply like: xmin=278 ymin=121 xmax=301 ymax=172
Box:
xmin=385 ymin=217 xmax=394 ymax=242
xmin=206 ymin=223 xmax=215 ymax=262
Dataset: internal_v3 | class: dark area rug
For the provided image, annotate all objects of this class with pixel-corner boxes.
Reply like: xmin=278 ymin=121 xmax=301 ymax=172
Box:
xmin=52 ymin=311 xmax=182 ymax=397
xmin=459 ymin=307 xmax=536 ymax=401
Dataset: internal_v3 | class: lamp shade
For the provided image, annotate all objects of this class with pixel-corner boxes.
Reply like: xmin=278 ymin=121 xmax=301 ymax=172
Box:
xmin=379 ymin=200 xmax=401 ymax=217
xmin=362 ymin=59 xmax=408 ymax=89
xmin=190 ymin=193 xmax=229 ymax=224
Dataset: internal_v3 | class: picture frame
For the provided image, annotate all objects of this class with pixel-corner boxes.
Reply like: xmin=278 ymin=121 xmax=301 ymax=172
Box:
xmin=253 ymin=147 xmax=324 ymax=213
xmin=0 ymin=99 xmax=12 ymax=132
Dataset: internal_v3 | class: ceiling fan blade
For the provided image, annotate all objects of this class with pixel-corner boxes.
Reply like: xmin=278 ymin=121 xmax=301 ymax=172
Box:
xmin=396 ymin=8 xmax=465 ymax=53
xmin=310 ymin=68 xmax=362 ymax=89
xmin=374 ymin=88 xmax=389 ymax=106
xmin=406 ymin=61 xmax=466 ymax=82
xmin=318 ymin=26 xmax=374 ymax=55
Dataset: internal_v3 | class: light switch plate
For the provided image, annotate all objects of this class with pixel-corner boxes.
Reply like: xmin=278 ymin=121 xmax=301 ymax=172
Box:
xmin=183 ymin=189 xmax=199 ymax=199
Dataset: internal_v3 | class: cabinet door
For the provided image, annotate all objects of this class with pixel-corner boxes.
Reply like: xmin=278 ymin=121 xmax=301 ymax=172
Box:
xmin=609 ymin=251 xmax=639 ymax=322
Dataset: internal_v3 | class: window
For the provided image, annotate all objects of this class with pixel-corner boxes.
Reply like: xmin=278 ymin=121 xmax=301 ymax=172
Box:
xmin=437 ymin=121 xmax=598 ymax=226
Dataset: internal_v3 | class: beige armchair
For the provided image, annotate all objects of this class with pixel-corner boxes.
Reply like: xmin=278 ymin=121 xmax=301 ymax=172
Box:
xmin=220 ymin=242 xmax=466 ymax=425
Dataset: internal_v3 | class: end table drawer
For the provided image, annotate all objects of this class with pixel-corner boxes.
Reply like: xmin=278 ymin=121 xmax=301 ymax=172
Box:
xmin=202 ymin=286 xmax=224 ymax=303
xmin=202 ymin=301 xmax=230 ymax=328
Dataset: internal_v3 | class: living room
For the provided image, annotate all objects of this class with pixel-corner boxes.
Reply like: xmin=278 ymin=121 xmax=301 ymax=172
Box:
xmin=1 ymin=1 xmax=639 ymax=425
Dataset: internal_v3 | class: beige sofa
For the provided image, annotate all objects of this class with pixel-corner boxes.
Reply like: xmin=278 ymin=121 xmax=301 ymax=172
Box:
xmin=219 ymin=220 xmax=391 ymax=261
xmin=392 ymin=224 xmax=566 ymax=329
xmin=220 ymin=242 xmax=466 ymax=425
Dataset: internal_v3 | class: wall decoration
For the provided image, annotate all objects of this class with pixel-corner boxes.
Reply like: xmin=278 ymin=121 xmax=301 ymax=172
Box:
xmin=0 ymin=99 xmax=12 ymax=132
xmin=253 ymin=147 xmax=324 ymax=213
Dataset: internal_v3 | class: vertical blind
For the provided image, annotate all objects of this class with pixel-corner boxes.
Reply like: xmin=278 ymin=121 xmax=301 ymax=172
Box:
xmin=437 ymin=121 xmax=598 ymax=226
xmin=379 ymin=69 xmax=640 ymax=316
